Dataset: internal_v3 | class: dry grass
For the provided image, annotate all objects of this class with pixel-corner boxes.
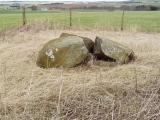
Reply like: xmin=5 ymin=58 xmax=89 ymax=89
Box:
xmin=0 ymin=23 xmax=160 ymax=120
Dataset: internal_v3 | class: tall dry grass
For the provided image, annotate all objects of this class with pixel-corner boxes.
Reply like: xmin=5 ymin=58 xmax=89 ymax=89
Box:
xmin=0 ymin=23 xmax=160 ymax=119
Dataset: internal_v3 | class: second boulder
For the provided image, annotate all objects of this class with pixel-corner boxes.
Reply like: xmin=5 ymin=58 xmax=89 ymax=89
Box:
xmin=94 ymin=37 xmax=135 ymax=64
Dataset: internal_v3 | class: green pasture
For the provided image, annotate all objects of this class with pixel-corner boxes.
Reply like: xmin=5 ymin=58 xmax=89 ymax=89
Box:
xmin=0 ymin=9 xmax=160 ymax=32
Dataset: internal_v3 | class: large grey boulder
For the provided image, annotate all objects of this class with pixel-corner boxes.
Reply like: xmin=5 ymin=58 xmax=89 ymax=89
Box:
xmin=60 ymin=33 xmax=94 ymax=53
xmin=36 ymin=36 xmax=89 ymax=68
xmin=94 ymin=37 xmax=135 ymax=64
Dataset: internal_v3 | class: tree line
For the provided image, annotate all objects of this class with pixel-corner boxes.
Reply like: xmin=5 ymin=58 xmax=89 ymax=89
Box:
xmin=72 ymin=5 xmax=160 ymax=11
xmin=30 ymin=5 xmax=160 ymax=11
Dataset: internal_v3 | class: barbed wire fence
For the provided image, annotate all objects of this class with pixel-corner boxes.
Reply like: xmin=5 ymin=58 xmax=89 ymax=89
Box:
xmin=0 ymin=6 xmax=160 ymax=32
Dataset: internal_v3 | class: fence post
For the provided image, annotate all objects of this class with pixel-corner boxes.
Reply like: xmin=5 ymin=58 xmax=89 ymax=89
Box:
xmin=69 ymin=8 xmax=72 ymax=27
xmin=22 ymin=6 xmax=26 ymax=26
xmin=121 ymin=7 xmax=124 ymax=31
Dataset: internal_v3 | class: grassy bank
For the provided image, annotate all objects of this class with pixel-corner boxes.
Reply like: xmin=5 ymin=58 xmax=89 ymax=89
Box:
xmin=0 ymin=25 xmax=160 ymax=119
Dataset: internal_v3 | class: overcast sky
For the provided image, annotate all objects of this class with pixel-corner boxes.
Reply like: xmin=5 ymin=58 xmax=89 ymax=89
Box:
xmin=0 ymin=0 xmax=129 ymax=1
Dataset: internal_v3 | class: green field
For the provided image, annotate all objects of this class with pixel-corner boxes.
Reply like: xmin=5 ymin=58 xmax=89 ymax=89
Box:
xmin=1 ymin=9 xmax=160 ymax=32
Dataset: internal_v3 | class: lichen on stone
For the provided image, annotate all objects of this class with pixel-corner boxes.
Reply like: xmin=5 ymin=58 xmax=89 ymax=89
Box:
xmin=45 ymin=48 xmax=55 ymax=61
xmin=56 ymin=48 xmax=58 ymax=52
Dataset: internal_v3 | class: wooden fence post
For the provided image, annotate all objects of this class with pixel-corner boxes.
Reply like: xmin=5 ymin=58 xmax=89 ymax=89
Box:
xmin=22 ymin=6 xmax=26 ymax=26
xmin=121 ymin=7 xmax=124 ymax=31
xmin=69 ymin=8 xmax=72 ymax=27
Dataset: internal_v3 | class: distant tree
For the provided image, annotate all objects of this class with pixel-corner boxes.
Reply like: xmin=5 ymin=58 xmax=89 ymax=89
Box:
xmin=107 ymin=6 xmax=115 ymax=11
xmin=89 ymin=6 xmax=98 ymax=9
xmin=31 ymin=6 xmax=37 ymax=11
xmin=150 ymin=6 xmax=158 ymax=11
xmin=121 ymin=5 xmax=131 ymax=11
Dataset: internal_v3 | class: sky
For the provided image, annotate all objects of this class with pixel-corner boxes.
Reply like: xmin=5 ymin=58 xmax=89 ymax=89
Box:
xmin=0 ymin=0 xmax=129 ymax=1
